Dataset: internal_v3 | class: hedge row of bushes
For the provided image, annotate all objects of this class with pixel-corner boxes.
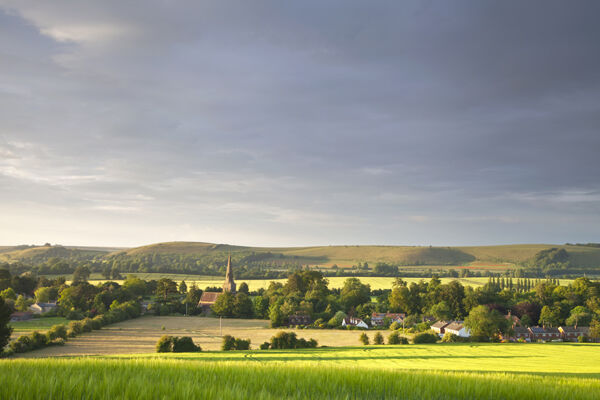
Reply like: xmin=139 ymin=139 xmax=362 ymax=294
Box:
xmin=262 ymin=331 xmax=318 ymax=350
xmin=6 ymin=301 xmax=141 ymax=355
xmin=222 ymin=335 xmax=251 ymax=350
xmin=156 ymin=335 xmax=201 ymax=353
xmin=359 ymin=331 xmax=437 ymax=345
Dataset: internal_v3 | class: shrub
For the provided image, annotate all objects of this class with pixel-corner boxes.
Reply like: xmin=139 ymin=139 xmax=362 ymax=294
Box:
xmin=65 ymin=310 xmax=84 ymax=320
xmin=156 ymin=335 xmax=174 ymax=353
xmin=80 ymin=318 xmax=94 ymax=333
xmin=359 ymin=332 xmax=369 ymax=345
xmin=49 ymin=338 xmax=65 ymax=346
xmin=390 ymin=321 xmax=401 ymax=331
xmin=68 ymin=320 xmax=84 ymax=335
xmin=46 ymin=324 xmax=67 ymax=341
xmin=373 ymin=332 xmax=384 ymax=345
xmin=234 ymin=338 xmax=251 ymax=350
xmin=388 ymin=331 xmax=408 ymax=345
xmin=413 ymin=332 xmax=438 ymax=344
xmin=260 ymin=341 xmax=270 ymax=350
xmin=578 ymin=335 xmax=586 ymax=343
xmin=30 ymin=331 xmax=48 ymax=349
xmin=222 ymin=335 xmax=236 ymax=351
xmin=269 ymin=331 xmax=317 ymax=349
xmin=172 ymin=336 xmax=201 ymax=352
xmin=10 ymin=335 xmax=33 ymax=353
xmin=442 ymin=332 xmax=458 ymax=343
xmin=222 ymin=335 xmax=251 ymax=350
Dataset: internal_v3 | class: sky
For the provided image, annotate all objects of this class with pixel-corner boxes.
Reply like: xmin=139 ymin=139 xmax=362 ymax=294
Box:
xmin=0 ymin=1 xmax=599 ymax=248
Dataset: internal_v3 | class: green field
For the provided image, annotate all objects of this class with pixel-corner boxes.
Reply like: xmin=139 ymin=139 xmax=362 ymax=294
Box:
xmin=9 ymin=317 xmax=68 ymax=337
xmin=2 ymin=344 xmax=600 ymax=399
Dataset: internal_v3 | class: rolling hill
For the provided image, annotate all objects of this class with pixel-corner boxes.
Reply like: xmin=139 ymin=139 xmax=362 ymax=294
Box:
xmin=3 ymin=242 xmax=600 ymax=273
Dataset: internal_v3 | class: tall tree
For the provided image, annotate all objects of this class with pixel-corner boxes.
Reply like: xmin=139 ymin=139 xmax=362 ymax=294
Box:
xmin=0 ymin=296 xmax=13 ymax=352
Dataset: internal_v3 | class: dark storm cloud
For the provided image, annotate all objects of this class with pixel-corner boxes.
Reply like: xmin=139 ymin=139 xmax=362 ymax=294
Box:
xmin=0 ymin=0 xmax=598 ymax=246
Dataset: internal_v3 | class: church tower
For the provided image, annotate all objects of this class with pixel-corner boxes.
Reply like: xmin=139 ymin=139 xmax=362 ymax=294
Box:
xmin=223 ymin=254 xmax=236 ymax=293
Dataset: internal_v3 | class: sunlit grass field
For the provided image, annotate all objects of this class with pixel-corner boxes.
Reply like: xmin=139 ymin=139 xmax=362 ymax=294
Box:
xmin=2 ymin=344 xmax=600 ymax=399
xmin=9 ymin=317 xmax=68 ymax=337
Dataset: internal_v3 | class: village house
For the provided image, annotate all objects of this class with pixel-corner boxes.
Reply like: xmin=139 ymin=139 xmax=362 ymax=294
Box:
xmin=342 ymin=316 xmax=369 ymax=329
xmin=431 ymin=320 xmax=451 ymax=337
xmin=529 ymin=326 xmax=561 ymax=341
xmin=198 ymin=255 xmax=236 ymax=313
xmin=371 ymin=312 xmax=406 ymax=327
xmin=288 ymin=312 xmax=312 ymax=326
xmin=444 ymin=321 xmax=471 ymax=338
xmin=28 ymin=302 xmax=57 ymax=315
xmin=559 ymin=326 xmax=589 ymax=342
xmin=511 ymin=326 xmax=531 ymax=341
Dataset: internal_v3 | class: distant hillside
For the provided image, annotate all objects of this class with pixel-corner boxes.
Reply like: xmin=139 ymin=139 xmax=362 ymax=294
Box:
xmin=0 ymin=245 xmax=111 ymax=263
xmin=107 ymin=241 xmax=600 ymax=269
xmin=3 ymin=241 xmax=600 ymax=277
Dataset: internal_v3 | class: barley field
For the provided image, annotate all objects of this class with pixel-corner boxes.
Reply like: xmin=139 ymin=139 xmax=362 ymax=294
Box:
xmin=2 ymin=344 xmax=600 ymax=399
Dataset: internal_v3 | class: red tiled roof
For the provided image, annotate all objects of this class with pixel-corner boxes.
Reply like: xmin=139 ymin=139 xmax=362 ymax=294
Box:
xmin=199 ymin=292 xmax=221 ymax=304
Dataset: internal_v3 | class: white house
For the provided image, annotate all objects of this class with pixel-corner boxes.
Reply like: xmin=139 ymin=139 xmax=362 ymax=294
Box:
xmin=431 ymin=320 xmax=451 ymax=337
xmin=342 ymin=316 xmax=369 ymax=329
xmin=444 ymin=321 xmax=471 ymax=338
xmin=28 ymin=302 xmax=57 ymax=315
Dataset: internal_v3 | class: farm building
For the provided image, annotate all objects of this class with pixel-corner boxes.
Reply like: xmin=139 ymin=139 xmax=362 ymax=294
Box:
xmin=198 ymin=255 xmax=236 ymax=312
xmin=559 ymin=326 xmax=589 ymax=342
xmin=342 ymin=317 xmax=369 ymax=329
xmin=28 ymin=302 xmax=57 ymax=315
xmin=371 ymin=312 xmax=406 ymax=327
xmin=529 ymin=326 xmax=560 ymax=341
xmin=444 ymin=321 xmax=471 ymax=338
xmin=288 ymin=312 xmax=312 ymax=326
xmin=431 ymin=320 xmax=451 ymax=336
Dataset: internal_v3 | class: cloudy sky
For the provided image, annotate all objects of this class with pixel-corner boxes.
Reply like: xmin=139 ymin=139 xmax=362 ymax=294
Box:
xmin=0 ymin=1 xmax=599 ymax=247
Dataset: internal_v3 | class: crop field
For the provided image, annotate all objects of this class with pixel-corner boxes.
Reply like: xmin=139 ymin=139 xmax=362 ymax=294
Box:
xmin=9 ymin=317 xmax=68 ymax=338
xmin=57 ymin=273 xmax=576 ymax=291
xmin=2 ymin=344 xmax=600 ymax=399
xmin=10 ymin=316 xmax=372 ymax=357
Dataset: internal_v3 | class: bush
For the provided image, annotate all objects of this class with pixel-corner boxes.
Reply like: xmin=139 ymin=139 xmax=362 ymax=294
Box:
xmin=30 ymin=331 xmax=48 ymax=349
xmin=234 ymin=338 xmax=251 ymax=350
xmin=269 ymin=331 xmax=317 ymax=349
xmin=65 ymin=310 xmax=84 ymax=320
xmin=260 ymin=341 xmax=270 ymax=350
xmin=49 ymin=338 xmax=65 ymax=346
xmin=388 ymin=331 xmax=408 ymax=345
xmin=68 ymin=320 xmax=84 ymax=335
xmin=359 ymin=332 xmax=369 ymax=345
xmin=373 ymin=332 xmax=384 ymax=345
xmin=46 ymin=324 xmax=67 ymax=341
xmin=222 ymin=335 xmax=251 ymax=350
xmin=10 ymin=335 xmax=33 ymax=353
xmin=156 ymin=335 xmax=174 ymax=352
xmin=172 ymin=336 xmax=201 ymax=352
xmin=222 ymin=335 xmax=236 ymax=351
xmin=441 ymin=332 xmax=458 ymax=343
xmin=578 ymin=335 xmax=586 ymax=343
xmin=390 ymin=321 xmax=401 ymax=331
xmin=413 ymin=332 xmax=438 ymax=344
xmin=80 ymin=318 xmax=94 ymax=333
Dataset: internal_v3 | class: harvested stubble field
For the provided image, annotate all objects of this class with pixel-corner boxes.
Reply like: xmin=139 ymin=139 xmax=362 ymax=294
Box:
xmin=2 ymin=344 xmax=600 ymax=399
xmin=10 ymin=316 xmax=372 ymax=356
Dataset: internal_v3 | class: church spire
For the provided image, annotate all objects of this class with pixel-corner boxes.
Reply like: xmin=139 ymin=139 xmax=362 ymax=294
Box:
xmin=223 ymin=254 xmax=236 ymax=293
